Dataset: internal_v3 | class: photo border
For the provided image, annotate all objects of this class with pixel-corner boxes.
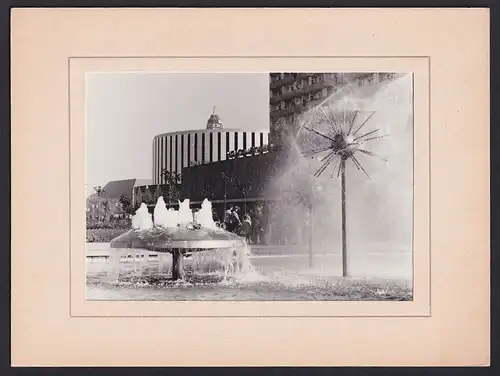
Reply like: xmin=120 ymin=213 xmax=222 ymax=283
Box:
xmin=71 ymin=56 xmax=429 ymax=317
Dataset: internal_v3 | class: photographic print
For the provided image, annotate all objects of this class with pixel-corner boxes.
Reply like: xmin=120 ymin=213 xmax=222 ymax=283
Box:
xmin=86 ymin=72 xmax=414 ymax=301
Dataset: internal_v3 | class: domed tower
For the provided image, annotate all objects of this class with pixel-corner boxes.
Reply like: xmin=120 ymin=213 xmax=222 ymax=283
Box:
xmin=206 ymin=106 xmax=223 ymax=130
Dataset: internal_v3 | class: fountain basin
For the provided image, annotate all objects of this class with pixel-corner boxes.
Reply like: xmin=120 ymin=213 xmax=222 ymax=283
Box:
xmin=110 ymin=225 xmax=246 ymax=251
xmin=109 ymin=223 xmax=247 ymax=281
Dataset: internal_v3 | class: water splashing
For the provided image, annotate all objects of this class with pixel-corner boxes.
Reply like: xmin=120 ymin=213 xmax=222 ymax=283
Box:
xmin=111 ymin=198 xmax=258 ymax=283
xmin=131 ymin=203 xmax=153 ymax=230
xmin=265 ymin=74 xmax=413 ymax=278
xmin=189 ymin=243 xmax=255 ymax=283
xmin=177 ymin=199 xmax=193 ymax=224
xmin=153 ymin=197 xmax=169 ymax=227
xmin=196 ymin=198 xmax=217 ymax=229
xmin=164 ymin=208 xmax=180 ymax=228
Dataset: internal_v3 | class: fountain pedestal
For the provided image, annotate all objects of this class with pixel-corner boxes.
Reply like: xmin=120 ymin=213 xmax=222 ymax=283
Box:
xmin=171 ymin=249 xmax=185 ymax=280
xmin=109 ymin=224 xmax=246 ymax=281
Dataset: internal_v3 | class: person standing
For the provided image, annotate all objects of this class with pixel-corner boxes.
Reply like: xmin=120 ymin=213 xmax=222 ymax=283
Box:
xmin=238 ymin=214 xmax=252 ymax=243
xmin=224 ymin=206 xmax=242 ymax=233
xmin=230 ymin=206 xmax=241 ymax=234
xmin=252 ymin=209 xmax=263 ymax=245
xmin=231 ymin=206 xmax=242 ymax=233
xmin=224 ymin=206 xmax=234 ymax=231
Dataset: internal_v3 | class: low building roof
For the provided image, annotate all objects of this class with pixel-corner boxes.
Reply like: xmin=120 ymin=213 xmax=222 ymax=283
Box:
xmin=153 ymin=128 xmax=269 ymax=139
xmin=92 ymin=178 xmax=152 ymax=200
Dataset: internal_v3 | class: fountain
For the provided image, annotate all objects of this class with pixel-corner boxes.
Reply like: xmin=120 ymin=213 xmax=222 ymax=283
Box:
xmin=265 ymin=74 xmax=413 ymax=279
xmin=110 ymin=197 xmax=248 ymax=280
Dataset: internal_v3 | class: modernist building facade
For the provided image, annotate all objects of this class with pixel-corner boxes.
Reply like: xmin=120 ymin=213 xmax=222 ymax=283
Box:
xmin=181 ymin=145 xmax=288 ymax=204
xmin=152 ymin=110 xmax=269 ymax=185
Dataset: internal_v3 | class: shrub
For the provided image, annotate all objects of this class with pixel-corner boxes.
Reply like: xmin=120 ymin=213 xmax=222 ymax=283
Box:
xmin=86 ymin=218 xmax=131 ymax=230
xmin=86 ymin=228 xmax=129 ymax=243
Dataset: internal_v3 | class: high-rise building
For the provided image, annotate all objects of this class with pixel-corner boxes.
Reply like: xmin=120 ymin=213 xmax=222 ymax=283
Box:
xmin=269 ymin=72 xmax=398 ymax=147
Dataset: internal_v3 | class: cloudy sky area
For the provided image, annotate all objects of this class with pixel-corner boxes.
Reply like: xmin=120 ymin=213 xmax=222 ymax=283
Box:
xmin=86 ymin=73 xmax=270 ymax=196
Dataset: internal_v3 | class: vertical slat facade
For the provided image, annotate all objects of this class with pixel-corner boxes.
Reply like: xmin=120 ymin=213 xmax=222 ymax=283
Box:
xmin=153 ymin=129 xmax=269 ymax=183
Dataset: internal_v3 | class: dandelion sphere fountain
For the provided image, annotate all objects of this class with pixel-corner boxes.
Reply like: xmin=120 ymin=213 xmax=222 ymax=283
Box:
xmin=110 ymin=198 xmax=247 ymax=280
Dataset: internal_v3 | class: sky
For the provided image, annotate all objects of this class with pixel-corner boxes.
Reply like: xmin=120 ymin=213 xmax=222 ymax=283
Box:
xmin=86 ymin=73 xmax=270 ymax=196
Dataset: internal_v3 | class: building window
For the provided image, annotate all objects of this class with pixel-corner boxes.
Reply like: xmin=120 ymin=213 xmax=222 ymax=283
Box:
xmin=187 ymin=133 xmax=191 ymax=165
xmin=201 ymin=133 xmax=205 ymax=163
xmin=217 ymin=132 xmax=221 ymax=161
xmin=169 ymin=136 xmax=173 ymax=172
xmin=209 ymin=132 xmax=213 ymax=162
xmin=181 ymin=134 xmax=184 ymax=169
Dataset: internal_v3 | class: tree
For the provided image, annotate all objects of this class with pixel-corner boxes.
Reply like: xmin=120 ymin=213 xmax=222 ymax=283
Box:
xmin=160 ymin=169 xmax=181 ymax=206
xmin=200 ymin=181 xmax=216 ymax=201
xmin=161 ymin=169 xmax=181 ymax=185
xmin=236 ymin=179 xmax=253 ymax=214
xmin=141 ymin=186 xmax=153 ymax=205
xmin=119 ymin=194 xmax=133 ymax=217
xmin=220 ymin=172 xmax=236 ymax=215
xmin=101 ymin=200 xmax=110 ymax=222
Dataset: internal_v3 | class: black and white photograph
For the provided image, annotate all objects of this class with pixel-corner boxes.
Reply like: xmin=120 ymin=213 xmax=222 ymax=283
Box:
xmin=85 ymin=72 xmax=414 ymax=301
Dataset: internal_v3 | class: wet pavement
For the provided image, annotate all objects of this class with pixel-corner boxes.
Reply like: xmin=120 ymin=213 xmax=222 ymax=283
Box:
xmin=86 ymin=253 xmax=412 ymax=301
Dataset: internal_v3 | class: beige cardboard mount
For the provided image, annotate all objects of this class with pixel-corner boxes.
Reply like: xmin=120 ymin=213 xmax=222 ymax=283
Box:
xmin=11 ymin=8 xmax=489 ymax=366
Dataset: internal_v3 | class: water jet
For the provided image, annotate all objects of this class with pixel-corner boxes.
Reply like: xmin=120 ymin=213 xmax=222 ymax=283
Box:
xmin=110 ymin=199 xmax=248 ymax=281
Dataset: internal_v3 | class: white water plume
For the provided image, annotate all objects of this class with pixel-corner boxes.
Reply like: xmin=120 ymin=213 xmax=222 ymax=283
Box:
xmin=177 ymin=199 xmax=193 ymax=224
xmin=153 ymin=196 xmax=169 ymax=227
xmin=131 ymin=203 xmax=153 ymax=230
xmin=196 ymin=198 xmax=218 ymax=229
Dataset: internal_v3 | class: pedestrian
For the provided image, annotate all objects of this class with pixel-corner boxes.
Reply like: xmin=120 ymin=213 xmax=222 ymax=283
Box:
xmin=224 ymin=206 xmax=241 ymax=233
xmin=232 ymin=206 xmax=242 ymax=232
xmin=238 ymin=214 xmax=252 ymax=243
xmin=252 ymin=211 xmax=264 ymax=245
xmin=212 ymin=209 xmax=220 ymax=224
xmin=224 ymin=206 xmax=234 ymax=230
